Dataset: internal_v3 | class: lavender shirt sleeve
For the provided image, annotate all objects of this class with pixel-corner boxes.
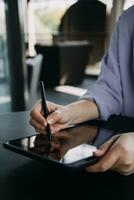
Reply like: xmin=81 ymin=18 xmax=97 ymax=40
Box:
xmin=80 ymin=18 xmax=123 ymax=120
xmin=80 ymin=6 xmax=134 ymax=120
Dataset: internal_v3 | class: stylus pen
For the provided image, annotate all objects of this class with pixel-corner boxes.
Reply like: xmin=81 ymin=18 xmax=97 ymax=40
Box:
xmin=40 ymin=81 xmax=51 ymax=143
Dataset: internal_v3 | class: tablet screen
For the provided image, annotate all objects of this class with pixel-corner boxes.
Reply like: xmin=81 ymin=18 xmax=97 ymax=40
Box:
xmin=5 ymin=124 xmax=114 ymax=164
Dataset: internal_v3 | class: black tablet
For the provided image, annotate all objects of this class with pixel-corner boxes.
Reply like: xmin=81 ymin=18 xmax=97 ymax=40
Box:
xmin=3 ymin=124 xmax=116 ymax=170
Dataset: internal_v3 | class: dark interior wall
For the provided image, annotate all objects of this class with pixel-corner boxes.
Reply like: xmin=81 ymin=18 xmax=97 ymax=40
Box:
xmin=56 ymin=0 xmax=106 ymax=64
xmin=59 ymin=0 xmax=106 ymax=33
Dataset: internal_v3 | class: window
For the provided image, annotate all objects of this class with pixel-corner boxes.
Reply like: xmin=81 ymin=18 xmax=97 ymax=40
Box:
xmin=26 ymin=0 xmax=77 ymax=55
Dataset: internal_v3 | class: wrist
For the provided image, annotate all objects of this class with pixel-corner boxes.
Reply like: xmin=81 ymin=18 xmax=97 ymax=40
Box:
xmin=67 ymin=99 xmax=99 ymax=125
xmin=65 ymin=105 xmax=75 ymax=126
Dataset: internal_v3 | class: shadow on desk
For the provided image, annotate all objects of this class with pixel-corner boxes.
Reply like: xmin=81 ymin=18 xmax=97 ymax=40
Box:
xmin=2 ymin=159 xmax=134 ymax=200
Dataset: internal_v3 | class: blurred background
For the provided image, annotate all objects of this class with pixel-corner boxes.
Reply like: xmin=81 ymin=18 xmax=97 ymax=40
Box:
xmin=0 ymin=0 xmax=133 ymax=113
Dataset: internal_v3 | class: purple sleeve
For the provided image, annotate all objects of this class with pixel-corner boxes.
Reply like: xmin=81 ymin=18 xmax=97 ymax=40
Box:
xmin=80 ymin=22 xmax=123 ymax=120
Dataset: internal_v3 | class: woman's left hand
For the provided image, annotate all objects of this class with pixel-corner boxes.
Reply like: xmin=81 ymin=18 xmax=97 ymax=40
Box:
xmin=86 ymin=133 xmax=134 ymax=175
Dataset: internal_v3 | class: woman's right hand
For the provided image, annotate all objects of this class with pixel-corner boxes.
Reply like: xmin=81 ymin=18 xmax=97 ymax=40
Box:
xmin=29 ymin=100 xmax=72 ymax=134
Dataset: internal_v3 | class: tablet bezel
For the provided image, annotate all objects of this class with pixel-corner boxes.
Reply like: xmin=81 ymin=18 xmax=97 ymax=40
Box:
xmin=3 ymin=124 xmax=116 ymax=170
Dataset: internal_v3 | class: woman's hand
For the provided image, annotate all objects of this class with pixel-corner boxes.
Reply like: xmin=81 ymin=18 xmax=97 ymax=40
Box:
xmin=29 ymin=99 xmax=99 ymax=134
xmin=29 ymin=100 xmax=72 ymax=134
xmin=86 ymin=133 xmax=134 ymax=175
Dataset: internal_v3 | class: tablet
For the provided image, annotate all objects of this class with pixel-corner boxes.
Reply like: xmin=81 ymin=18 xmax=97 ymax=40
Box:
xmin=3 ymin=124 xmax=116 ymax=170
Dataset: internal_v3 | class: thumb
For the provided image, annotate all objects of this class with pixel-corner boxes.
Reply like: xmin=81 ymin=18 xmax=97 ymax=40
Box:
xmin=47 ymin=110 xmax=62 ymax=125
xmin=94 ymin=134 xmax=120 ymax=157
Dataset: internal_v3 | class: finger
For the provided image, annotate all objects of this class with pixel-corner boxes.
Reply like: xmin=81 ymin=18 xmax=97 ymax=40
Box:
xmin=47 ymin=101 xmax=58 ymax=113
xmin=30 ymin=118 xmax=45 ymax=131
xmin=30 ymin=110 xmax=47 ymax=127
xmin=50 ymin=123 xmax=69 ymax=133
xmin=111 ymin=167 xmax=133 ymax=176
xmin=94 ymin=134 xmax=121 ymax=157
xmin=111 ymin=163 xmax=133 ymax=176
xmin=36 ymin=126 xmax=56 ymax=135
xmin=86 ymin=145 xmax=120 ymax=173
xmin=35 ymin=128 xmax=46 ymax=134
xmin=47 ymin=110 xmax=63 ymax=125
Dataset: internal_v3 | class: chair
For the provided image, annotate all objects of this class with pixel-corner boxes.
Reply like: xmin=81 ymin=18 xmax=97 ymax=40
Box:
xmin=26 ymin=54 xmax=43 ymax=107
xmin=58 ymin=40 xmax=92 ymax=85
xmin=35 ymin=40 xmax=92 ymax=87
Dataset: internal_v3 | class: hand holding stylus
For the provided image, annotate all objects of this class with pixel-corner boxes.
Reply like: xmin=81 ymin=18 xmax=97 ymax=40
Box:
xmin=30 ymin=100 xmax=134 ymax=175
xmin=30 ymin=100 xmax=72 ymax=134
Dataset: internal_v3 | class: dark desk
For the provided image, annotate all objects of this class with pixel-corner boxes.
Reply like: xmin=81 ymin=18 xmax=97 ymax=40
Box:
xmin=1 ymin=111 xmax=134 ymax=200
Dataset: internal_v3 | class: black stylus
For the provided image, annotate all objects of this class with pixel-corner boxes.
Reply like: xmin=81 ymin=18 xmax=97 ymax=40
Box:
xmin=40 ymin=81 xmax=51 ymax=143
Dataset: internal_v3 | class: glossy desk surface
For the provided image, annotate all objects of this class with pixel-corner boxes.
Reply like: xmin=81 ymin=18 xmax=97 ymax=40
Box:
xmin=0 ymin=111 xmax=134 ymax=200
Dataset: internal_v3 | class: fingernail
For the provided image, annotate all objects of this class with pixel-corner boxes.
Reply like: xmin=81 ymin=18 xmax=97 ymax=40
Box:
xmin=97 ymin=148 xmax=103 ymax=153
xmin=93 ymin=149 xmax=103 ymax=155
xmin=47 ymin=118 xmax=54 ymax=125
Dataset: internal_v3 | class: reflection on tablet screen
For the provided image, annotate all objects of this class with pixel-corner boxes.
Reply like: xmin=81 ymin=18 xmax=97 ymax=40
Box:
xmin=60 ymin=144 xmax=97 ymax=164
xmin=7 ymin=124 xmax=114 ymax=165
